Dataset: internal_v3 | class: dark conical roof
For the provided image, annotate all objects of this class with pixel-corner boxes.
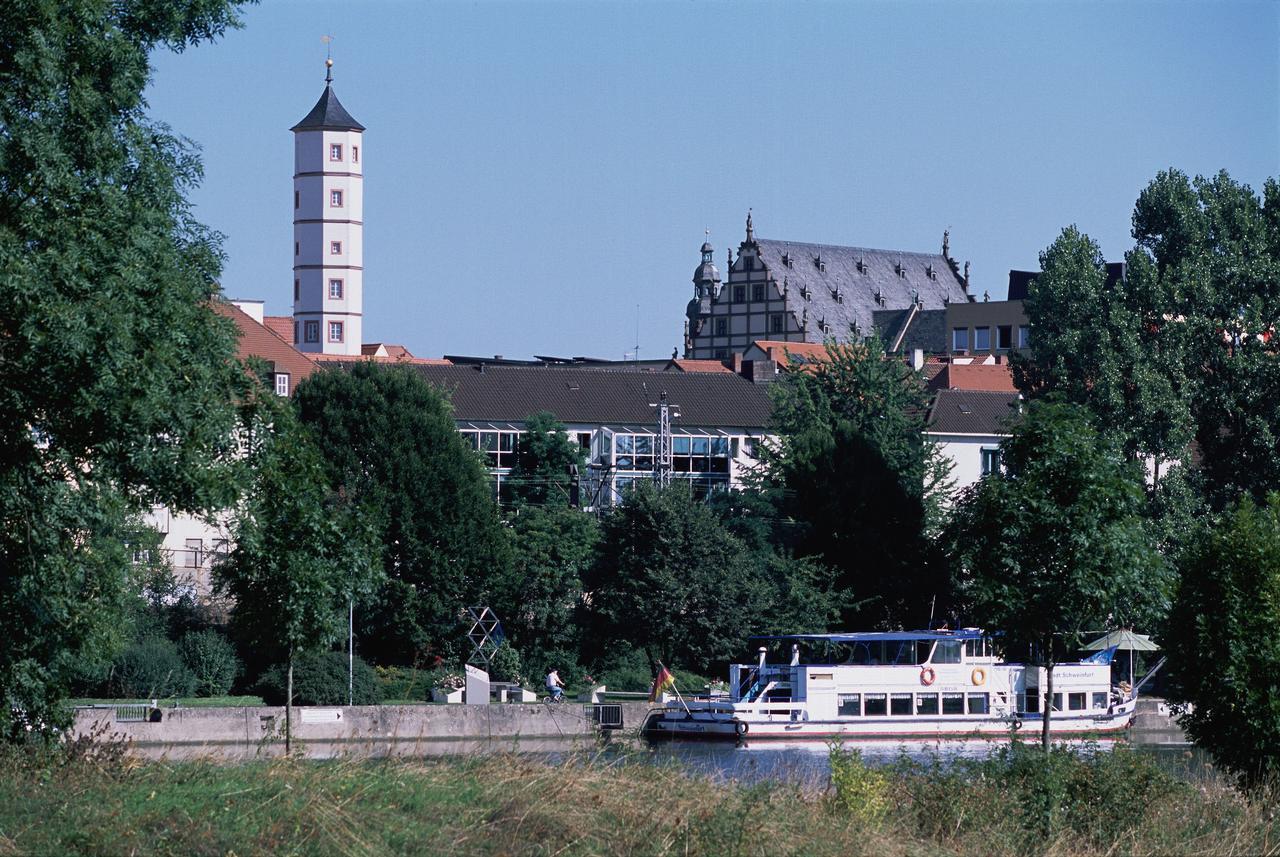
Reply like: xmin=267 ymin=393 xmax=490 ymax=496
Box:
xmin=291 ymin=85 xmax=365 ymax=132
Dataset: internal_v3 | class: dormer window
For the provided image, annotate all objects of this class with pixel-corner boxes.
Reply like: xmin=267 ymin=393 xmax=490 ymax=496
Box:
xmin=330 ymin=143 xmax=343 ymax=161
xmin=856 ymin=256 xmax=867 ymax=274
xmin=781 ymin=253 xmax=792 ymax=268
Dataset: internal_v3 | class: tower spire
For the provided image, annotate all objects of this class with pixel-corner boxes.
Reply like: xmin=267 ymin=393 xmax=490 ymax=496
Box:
xmin=322 ymin=34 xmax=334 ymax=85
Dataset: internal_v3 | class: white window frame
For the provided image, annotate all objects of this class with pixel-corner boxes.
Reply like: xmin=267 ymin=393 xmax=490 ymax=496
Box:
xmin=328 ymin=321 xmax=344 ymax=343
xmin=274 ymin=372 xmax=291 ymax=397
xmin=329 ymin=278 xmax=344 ymax=299
xmin=330 ymin=240 xmax=342 ymax=255
xmin=304 ymin=320 xmax=320 ymax=343
xmin=330 ymin=189 xmax=344 ymax=207
xmin=329 ymin=143 xmax=343 ymax=161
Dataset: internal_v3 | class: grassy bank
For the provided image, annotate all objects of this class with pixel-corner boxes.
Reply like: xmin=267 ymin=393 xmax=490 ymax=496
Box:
xmin=0 ymin=741 xmax=1274 ymax=856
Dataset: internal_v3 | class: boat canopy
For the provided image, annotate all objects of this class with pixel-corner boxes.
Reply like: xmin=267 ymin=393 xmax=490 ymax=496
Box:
xmin=751 ymin=629 xmax=987 ymax=644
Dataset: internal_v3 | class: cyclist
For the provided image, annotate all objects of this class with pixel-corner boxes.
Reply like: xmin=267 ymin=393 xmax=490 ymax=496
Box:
xmin=545 ymin=668 xmax=565 ymax=702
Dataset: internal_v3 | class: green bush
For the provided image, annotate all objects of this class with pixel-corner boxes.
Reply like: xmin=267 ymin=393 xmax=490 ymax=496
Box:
xmin=108 ymin=638 xmax=196 ymax=699
xmin=178 ymin=631 xmax=240 ymax=697
xmin=488 ymin=644 xmax=525 ymax=686
xmin=255 ymin=651 xmax=379 ymax=706
xmin=828 ymin=745 xmax=890 ymax=823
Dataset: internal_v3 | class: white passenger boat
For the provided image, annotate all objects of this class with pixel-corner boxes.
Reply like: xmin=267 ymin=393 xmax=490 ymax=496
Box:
xmin=645 ymin=630 xmax=1138 ymax=741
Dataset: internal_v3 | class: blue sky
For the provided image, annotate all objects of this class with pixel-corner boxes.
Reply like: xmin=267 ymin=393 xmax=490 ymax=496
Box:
xmin=148 ymin=1 xmax=1279 ymax=360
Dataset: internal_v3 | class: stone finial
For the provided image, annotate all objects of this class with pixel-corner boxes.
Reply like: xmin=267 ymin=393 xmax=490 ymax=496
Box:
xmin=942 ymin=228 xmax=950 ymax=258
xmin=964 ymin=260 xmax=971 ymax=289
xmin=746 ymin=208 xmax=754 ymax=242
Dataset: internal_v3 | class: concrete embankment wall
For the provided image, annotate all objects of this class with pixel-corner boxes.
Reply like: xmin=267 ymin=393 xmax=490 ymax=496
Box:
xmin=72 ymin=702 xmax=658 ymax=760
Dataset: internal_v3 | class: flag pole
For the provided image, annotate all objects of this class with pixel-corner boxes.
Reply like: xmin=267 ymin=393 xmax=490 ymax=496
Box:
xmin=657 ymin=660 xmax=693 ymax=716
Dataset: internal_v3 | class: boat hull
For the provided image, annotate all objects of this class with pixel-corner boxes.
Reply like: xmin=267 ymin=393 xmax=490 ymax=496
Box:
xmin=645 ymin=702 xmax=1136 ymax=742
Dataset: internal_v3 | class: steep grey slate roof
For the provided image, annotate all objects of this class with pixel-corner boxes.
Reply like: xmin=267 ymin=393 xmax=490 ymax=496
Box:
xmin=871 ymin=307 xmax=948 ymax=354
xmin=755 ymin=238 xmax=969 ymax=343
xmin=402 ymin=365 xmax=773 ymax=429
xmin=292 ymin=86 xmax=365 ymax=132
xmin=926 ymin=389 xmax=1021 ymax=435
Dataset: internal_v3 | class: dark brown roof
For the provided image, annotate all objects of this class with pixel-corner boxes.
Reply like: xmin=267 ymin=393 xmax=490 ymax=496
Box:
xmin=380 ymin=364 xmax=774 ymax=429
xmin=926 ymin=389 xmax=1021 ymax=435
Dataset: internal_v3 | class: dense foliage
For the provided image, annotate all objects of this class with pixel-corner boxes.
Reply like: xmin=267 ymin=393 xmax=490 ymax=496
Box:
xmin=295 ymin=363 xmax=511 ymax=664
xmin=949 ymin=402 xmax=1164 ymax=746
xmin=501 ymin=411 xmax=586 ymax=507
xmin=255 ymin=651 xmax=379 ymax=707
xmin=761 ymin=340 xmax=952 ymax=626
xmin=1163 ymin=496 xmax=1280 ymax=789
xmin=0 ymin=0 xmax=251 ymax=739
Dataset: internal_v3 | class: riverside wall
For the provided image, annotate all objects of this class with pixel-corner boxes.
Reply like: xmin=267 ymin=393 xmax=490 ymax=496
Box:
xmin=72 ymin=702 xmax=658 ymax=760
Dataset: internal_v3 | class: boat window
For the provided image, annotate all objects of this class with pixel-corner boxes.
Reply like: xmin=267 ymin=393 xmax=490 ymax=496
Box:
xmin=838 ymin=694 xmax=861 ymax=716
xmin=932 ymin=641 xmax=962 ymax=664
xmin=1051 ymin=693 xmax=1063 ymax=712
xmin=915 ymin=693 xmax=939 ymax=715
xmin=967 ymin=693 xmax=989 ymax=715
xmin=1068 ymin=692 xmax=1086 ymax=711
xmin=1092 ymin=692 xmax=1108 ymax=710
xmin=941 ymin=693 xmax=964 ymax=715
xmin=864 ymin=694 xmax=887 ymax=716
xmin=917 ymin=640 xmax=932 ymax=663
xmin=890 ymin=693 xmax=913 ymax=715
xmin=964 ymin=639 xmax=979 ymax=658
xmin=890 ymin=641 xmax=919 ymax=665
xmin=1023 ymin=691 xmax=1040 ymax=713
xmin=846 ymin=643 xmax=871 ymax=665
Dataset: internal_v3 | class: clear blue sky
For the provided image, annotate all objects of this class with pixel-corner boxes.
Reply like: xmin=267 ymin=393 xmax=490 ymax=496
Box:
xmin=147 ymin=1 xmax=1279 ymax=360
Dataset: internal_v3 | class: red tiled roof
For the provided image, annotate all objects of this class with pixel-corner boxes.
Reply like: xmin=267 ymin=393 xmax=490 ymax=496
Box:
xmin=748 ymin=340 xmax=831 ymax=372
xmin=264 ymin=315 xmax=294 ymax=344
xmin=930 ymin=362 xmax=1017 ymax=392
xmin=213 ymin=301 xmax=316 ymax=384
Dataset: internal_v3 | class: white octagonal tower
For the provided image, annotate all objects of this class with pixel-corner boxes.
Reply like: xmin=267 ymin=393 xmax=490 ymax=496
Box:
xmin=291 ymin=63 xmax=365 ymax=355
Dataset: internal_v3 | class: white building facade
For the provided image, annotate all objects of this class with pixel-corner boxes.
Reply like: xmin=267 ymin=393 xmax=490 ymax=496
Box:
xmin=292 ymin=65 xmax=365 ymax=356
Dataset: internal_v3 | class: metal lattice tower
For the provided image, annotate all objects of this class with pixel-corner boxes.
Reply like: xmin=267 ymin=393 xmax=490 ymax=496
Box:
xmin=465 ymin=606 xmax=504 ymax=668
xmin=650 ymin=391 xmax=679 ymax=487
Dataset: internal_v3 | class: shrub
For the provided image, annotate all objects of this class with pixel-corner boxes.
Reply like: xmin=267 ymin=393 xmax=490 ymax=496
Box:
xmin=178 ymin=631 xmax=240 ymax=697
xmin=108 ymin=638 xmax=196 ymax=699
xmin=375 ymin=665 xmax=436 ymax=702
xmin=255 ymin=651 xmax=379 ymax=706
xmin=828 ymin=745 xmax=890 ymax=823
xmin=488 ymin=644 xmax=525 ymax=686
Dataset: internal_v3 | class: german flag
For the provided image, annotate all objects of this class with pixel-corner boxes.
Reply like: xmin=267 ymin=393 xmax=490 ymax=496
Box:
xmin=649 ymin=666 xmax=675 ymax=702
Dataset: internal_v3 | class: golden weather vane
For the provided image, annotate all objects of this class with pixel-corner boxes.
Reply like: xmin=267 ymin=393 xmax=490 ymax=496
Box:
xmin=322 ymin=34 xmax=334 ymax=82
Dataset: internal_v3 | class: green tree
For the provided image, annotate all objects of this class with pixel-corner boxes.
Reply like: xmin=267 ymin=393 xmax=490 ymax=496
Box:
xmin=584 ymin=482 xmax=771 ymax=674
xmin=491 ymin=505 xmax=599 ymax=668
xmin=761 ymin=340 xmax=952 ymax=626
xmin=949 ymin=402 xmax=1164 ymax=749
xmin=1163 ymin=496 xmax=1280 ymax=789
xmin=502 ymin=412 xmax=586 ymax=507
xmin=215 ymin=382 xmax=381 ymax=751
xmin=0 ymin=0 xmax=251 ymax=739
xmin=294 ymin=362 xmax=510 ymax=664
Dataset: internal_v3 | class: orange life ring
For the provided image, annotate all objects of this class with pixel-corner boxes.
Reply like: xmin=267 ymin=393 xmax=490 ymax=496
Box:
xmin=971 ymin=667 xmax=987 ymax=686
xmin=920 ymin=667 xmax=937 ymax=686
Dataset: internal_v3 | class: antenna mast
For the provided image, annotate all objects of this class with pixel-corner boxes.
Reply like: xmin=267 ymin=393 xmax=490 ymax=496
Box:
xmin=650 ymin=391 xmax=679 ymax=487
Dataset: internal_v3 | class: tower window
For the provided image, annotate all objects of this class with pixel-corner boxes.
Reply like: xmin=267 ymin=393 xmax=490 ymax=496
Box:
xmin=733 ymin=285 xmax=745 ymax=303
xmin=715 ymin=318 xmax=727 ymax=336
xmin=294 ymin=242 xmax=299 ymax=257
xmin=329 ymin=278 xmax=344 ymax=299
xmin=294 ymin=321 xmax=300 ymax=344
xmin=752 ymin=283 xmax=765 ymax=302
xmin=330 ymin=143 xmax=343 ymax=161
xmin=771 ymin=314 xmax=784 ymax=334
xmin=330 ymin=189 xmax=344 ymax=207
xmin=304 ymin=320 xmax=320 ymax=343
xmin=328 ymin=321 xmax=344 ymax=343
xmin=294 ymin=279 xmax=300 ymax=301
xmin=294 ymin=190 xmax=299 ymax=209
xmin=330 ymin=241 xmax=342 ymax=255
xmin=274 ymin=373 xmax=291 ymax=397
xmin=352 ymin=146 xmax=359 ymax=163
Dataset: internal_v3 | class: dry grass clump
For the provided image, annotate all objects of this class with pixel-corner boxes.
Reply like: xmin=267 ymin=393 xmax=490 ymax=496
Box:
xmin=0 ymin=742 xmax=1275 ymax=856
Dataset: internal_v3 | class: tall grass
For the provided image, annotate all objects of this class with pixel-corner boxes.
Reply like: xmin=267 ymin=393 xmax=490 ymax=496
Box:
xmin=0 ymin=738 xmax=1273 ymax=856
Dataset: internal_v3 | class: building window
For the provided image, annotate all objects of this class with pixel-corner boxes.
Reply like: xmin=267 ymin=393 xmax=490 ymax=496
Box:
xmin=330 ymin=189 xmax=344 ymax=207
xmin=294 ymin=321 xmax=300 ymax=343
xmin=294 ymin=279 xmax=300 ymax=301
xmin=997 ymin=325 xmax=1013 ymax=350
xmin=770 ymin=314 xmax=784 ymax=334
xmin=294 ymin=190 xmax=299 ymax=209
xmin=952 ymin=327 xmax=968 ymax=352
xmin=304 ymin=320 xmax=319 ymax=342
xmin=981 ymin=447 xmax=1001 ymax=476
xmin=329 ymin=278 xmax=344 ymax=299
xmin=744 ymin=256 xmax=755 ymax=271
xmin=713 ymin=348 xmax=727 ymax=360
xmin=715 ymin=318 xmax=727 ymax=336
xmin=974 ymin=326 xmax=991 ymax=351
xmin=733 ymin=285 xmax=745 ymax=303
xmin=328 ymin=321 xmax=344 ymax=343
xmin=752 ymin=283 xmax=765 ymax=302
xmin=330 ymin=241 xmax=342 ymax=255
xmin=295 ymin=242 xmax=299 ymax=257
xmin=274 ymin=373 xmax=290 ymax=397
xmin=352 ymin=145 xmax=359 ymax=163
xmin=184 ymin=538 xmax=203 ymax=568
xmin=330 ymin=143 xmax=343 ymax=161
xmin=1018 ymin=325 xmax=1031 ymax=348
